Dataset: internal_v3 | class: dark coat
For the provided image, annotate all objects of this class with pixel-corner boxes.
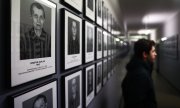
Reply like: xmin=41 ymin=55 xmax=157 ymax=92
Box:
xmin=122 ymin=56 xmax=157 ymax=108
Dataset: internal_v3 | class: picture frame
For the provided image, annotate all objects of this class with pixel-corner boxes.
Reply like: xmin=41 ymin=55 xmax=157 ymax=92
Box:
xmin=65 ymin=71 xmax=82 ymax=108
xmin=63 ymin=9 xmax=82 ymax=70
xmin=108 ymin=57 xmax=111 ymax=79
xmin=85 ymin=0 xmax=95 ymax=21
xmin=96 ymin=61 xmax=102 ymax=94
xmin=14 ymin=81 xmax=57 ymax=108
xmin=103 ymin=31 xmax=107 ymax=57
xmin=96 ymin=0 xmax=102 ymax=26
xmin=107 ymin=11 xmax=111 ymax=32
xmin=85 ymin=21 xmax=95 ymax=63
xmin=11 ymin=0 xmax=56 ymax=87
xmin=62 ymin=0 xmax=83 ymax=12
xmin=102 ymin=3 xmax=108 ymax=30
xmin=96 ymin=27 xmax=102 ymax=59
xmin=107 ymin=33 xmax=111 ymax=56
xmin=85 ymin=65 xmax=95 ymax=107
xmin=103 ymin=59 xmax=107 ymax=85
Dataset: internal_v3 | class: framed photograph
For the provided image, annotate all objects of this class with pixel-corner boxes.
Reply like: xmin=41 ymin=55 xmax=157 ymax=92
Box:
xmin=108 ymin=57 xmax=111 ymax=79
xmin=85 ymin=65 xmax=95 ymax=107
xmin=107 ymin=33 xmax=111 ymax=56
xmin=85 ymin=0 xmax=95 ymax=21
xmin=103 ymin=31 xmax=107 ymax=57
xmin=14 ymin=81 xmax=57 ymax=108
xmin=103 ymin=59 xmax=107 ymax=85
xmin=107 ymin=12 xmax=111 ymax=32
xmin=96 ymin=27 xmax=102 ymax=59
xmin=11 ymin=0 xmax=56 ymax=87
xmin=63 ymin=9 xmax=82 ymax=69
xmin=96 ymin=0 xmax=102 ymax=26
xmin=85 ymin=21 xmax=95 ymax=63
xmin=102 ymin=3 xmax=108 ymax=30
xmin=65 ymin=71 xmax=82 ymax=108
xmin=96 ymin=62 xmax=102 ymax=93
xmin=63 ymin=0 xmax=83 ymax=12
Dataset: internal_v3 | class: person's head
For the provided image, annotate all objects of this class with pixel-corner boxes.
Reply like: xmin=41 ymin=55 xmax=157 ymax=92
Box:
xmin=30 ymin=2 xmax=45 ymax=31
xmin=71 ymin=78 xmax=77 ymax=99
xmin=33 ymin=95 xmax=47 ymax=108
xmin=134 ymin=39 xmax=157 ymax=62
xmin=72 ymin=21 xmax=77 ymax=38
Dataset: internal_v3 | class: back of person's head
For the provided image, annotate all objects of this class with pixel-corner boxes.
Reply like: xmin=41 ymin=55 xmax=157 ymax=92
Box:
xmin=134 ymin=39 xmax=155 ymax=59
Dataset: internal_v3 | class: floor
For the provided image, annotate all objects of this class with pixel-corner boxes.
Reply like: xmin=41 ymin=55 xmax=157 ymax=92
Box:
xmin=153 ymin=72 xmax=180 ymax=108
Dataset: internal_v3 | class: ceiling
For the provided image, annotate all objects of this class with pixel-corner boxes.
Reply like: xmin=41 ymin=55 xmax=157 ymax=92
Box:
xmin=118 ymin=0 xmax=180 ymax=31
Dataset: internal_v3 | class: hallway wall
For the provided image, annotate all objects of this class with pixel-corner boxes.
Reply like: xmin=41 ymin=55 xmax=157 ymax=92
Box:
xmin=158 ymin=11 xmax=180 ymax=91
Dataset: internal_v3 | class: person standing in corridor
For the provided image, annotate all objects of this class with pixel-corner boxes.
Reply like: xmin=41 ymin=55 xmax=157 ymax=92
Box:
xmin=122 ymin=39 xmax=157 ymax=108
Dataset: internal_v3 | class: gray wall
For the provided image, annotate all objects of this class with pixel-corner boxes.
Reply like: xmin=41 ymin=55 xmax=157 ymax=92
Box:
xmin=158 ymin=11 xmax=180 ymax=91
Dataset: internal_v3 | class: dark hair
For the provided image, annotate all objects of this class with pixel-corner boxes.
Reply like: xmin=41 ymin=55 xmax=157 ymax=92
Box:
xmin=134 ymin=39 xmax=155 ymax=59
xmin=30 ymin=2 xmax=45 ymax=18
xmin=33 ymin=95 xmax=47 ymax=108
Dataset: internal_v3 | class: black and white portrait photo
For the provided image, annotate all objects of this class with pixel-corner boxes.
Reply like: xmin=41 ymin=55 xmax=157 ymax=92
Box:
xmin=23 ymin=89 xmax=52 ymax=108
xmin=14 ymin=81 xmax=57 ymax=108
xmin=20 ymin=1 xmax=51 ymax=60
xmin=96 ymin=28 xmax=102 ymax=59
xmin=98 ymin=31 xmax=102 ymax=51
xmin=85 ymin=21 xmax=94 ymax=63
xmin=103 ymin=31 xmax=107 ymax=57
xmin=86 ymin=65 xmax=95 ymax=107
xmin=96 ymin=0 xmax=102 ymax=26
xmin=103 ymin=59 xmax=107 ymax=85
xmin=97 ymin=0 xmax=101 ymax=17
xmin=11 ymin=0 xmax=56 ymax=87
xmin=65 ymin=71 xmax=82 ymax=108
xmin=87 ymin=26 xmax=93 ymax=52
xmin=68 ymin=76 xmax=80 ymax=108
xmin=64 ymin=10 xmax=82 ymax=69
xmin=68 ymin=17 xmax=80 ymax=55
xmin=87 ymin=69 xmax=93 ymax=95
xmin=96 ymin=62 xmax=102 ymax=93
xmin=87 ymin=0 xmax=94 ymax=11
xmin=86 ymin=0 xmax=95 ymax=21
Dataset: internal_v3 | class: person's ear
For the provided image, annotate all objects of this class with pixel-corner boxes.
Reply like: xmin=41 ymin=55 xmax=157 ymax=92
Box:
xmin=143 ymin=51 xmax=148 ymax=60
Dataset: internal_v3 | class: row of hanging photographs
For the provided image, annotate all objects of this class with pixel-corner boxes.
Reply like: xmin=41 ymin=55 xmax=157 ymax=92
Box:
xmin=13 ymin=58 xmax=115 ymax=108
xmin=11 ymin=0 xmax=119 ymax=87
xmin=63 ymin=0 xmax=116 ymax=32
xmin=63 ymin=9 xmax=118 ymax=70
xmin=10 ymin=0 xmax=120 ymax=107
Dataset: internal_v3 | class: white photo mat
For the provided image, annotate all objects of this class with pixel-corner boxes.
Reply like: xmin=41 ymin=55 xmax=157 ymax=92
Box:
xmin=64 ymin=0 xmax=83 ymax=12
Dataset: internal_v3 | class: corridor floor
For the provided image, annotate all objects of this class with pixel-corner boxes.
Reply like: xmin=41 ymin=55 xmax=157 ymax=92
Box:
xmin=153 ymin=72 xmax=180 ymax=108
